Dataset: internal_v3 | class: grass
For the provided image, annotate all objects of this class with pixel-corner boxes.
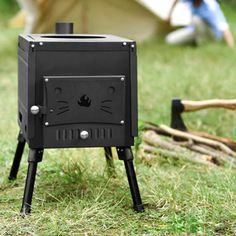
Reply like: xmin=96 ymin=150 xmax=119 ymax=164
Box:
xmin=0 ymin=0 xmax=19 ymax=27
xmin=0 ymin=3 xmax=236 ymax=235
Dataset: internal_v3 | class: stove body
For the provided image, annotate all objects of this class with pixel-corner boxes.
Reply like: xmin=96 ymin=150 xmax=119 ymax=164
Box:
xmin=18 ymin=34 xmax=138 ymax=149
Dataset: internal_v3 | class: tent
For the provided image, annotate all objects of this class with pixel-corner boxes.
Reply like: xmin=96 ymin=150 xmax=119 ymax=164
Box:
xmin=10 ymin=0 xmax=192 ymax=42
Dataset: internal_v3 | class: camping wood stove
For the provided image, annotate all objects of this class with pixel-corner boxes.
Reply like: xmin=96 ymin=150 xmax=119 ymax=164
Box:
xmin=9 ymin=23 xmax=144 ymax=214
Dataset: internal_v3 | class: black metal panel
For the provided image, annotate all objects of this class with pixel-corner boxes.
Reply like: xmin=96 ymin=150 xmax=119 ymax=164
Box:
xmin=25 ymin=34 xmax=134 ymax=43
xmin=18 ymin=46 xmax=29 ymax=139
xmin=41 ymin=124 xmax=133 ymax=149
xmin=43 ymin=76 xmax=125 ymax=126
xmin=129 ymin=43 xmax=138 ymax=137
xmin=27 ymin=44 xmax=36 ymax=140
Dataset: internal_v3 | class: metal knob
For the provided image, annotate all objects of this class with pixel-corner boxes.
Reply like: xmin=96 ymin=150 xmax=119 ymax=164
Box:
xmin=30 ymin=105 xmax=40 ymax=115
xmin=80 ymin=130 xmax=89 ymax=139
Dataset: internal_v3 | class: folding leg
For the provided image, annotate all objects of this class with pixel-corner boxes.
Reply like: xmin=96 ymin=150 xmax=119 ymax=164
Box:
xmin=9 ymin=132 xmax=26 ymax=180
xmin=116 ymin=147 xmax=144 ymax=212
xmin=104 ymin=147 xmax=116 ymax=177
xmin=21 ymin=148 xmax=43 ymax=215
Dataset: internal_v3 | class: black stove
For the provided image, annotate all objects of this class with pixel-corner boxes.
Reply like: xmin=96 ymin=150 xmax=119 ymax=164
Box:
xmin=9 ymin=23 xmax=144 ymax=215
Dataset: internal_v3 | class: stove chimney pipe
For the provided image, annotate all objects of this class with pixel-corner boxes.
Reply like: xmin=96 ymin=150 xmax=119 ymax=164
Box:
xmin=55 ymin=22 xmax=74 ymax=34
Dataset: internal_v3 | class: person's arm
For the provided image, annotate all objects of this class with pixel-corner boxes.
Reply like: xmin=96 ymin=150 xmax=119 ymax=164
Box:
xmin=166 ymin=0 xmax=179 ymax=24
xmin=17 ymin=0 xmax=39 ymax=33
xmin=209 ymin=1 xmax=235 ymax=47
xmin=223 ymin=29 xmax=234 ymax=47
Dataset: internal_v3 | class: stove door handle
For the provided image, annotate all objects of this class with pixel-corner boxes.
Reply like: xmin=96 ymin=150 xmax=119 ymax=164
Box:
xmin=30 ymin=105 xmax=47 ymax=115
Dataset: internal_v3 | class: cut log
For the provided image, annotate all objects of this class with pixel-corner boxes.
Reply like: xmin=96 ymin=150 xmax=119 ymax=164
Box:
xmin=144 ymin=122 xmax=172 ymax=137
xmin=144 ymin=122 xmax=236 ymax=151
xmin=159 ymin=125 xmax=236 ymax=158
xmin=139 ymin=143 xmax=215 ymax=166
xmin=189 ymin=131 xmax=236 ymax=151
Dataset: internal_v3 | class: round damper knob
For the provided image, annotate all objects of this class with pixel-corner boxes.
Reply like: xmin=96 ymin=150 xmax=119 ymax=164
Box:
xmin=80 ymin=130 xmax=89 ymax=139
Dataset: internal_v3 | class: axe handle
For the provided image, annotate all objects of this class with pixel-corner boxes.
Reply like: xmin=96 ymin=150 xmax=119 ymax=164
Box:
xmin=182 ymin=99 xmax=236 ymax=112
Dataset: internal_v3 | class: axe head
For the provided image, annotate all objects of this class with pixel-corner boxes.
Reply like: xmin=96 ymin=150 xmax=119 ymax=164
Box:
xmin=171 ymin=98 xmax=187 ymax=131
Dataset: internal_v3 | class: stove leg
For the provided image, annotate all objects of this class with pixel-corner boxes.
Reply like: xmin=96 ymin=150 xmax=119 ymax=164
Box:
xmin=9 ymin=132 xmax=26 ymax=180
xmin=20 ymin=148 xmax=43 ymax=216
xmin=116 ymin=147 xmax=144 ymax=212
xmin=104 ymin=147 xmax=116 ymax=177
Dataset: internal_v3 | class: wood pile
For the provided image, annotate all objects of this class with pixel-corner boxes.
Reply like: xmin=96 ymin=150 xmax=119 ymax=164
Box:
xmin=138 ymin=122 xmax=236 ymax=166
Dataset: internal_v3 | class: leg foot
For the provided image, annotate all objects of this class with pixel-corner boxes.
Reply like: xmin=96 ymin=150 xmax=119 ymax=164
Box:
xmin=9 ymin=132 xmax=26 ymax=180
xmin=104 ymin=147 xmax=116 ymax=177
xmin=116 ymin=147 xmax=144 ymax=212
xmin=20 ymin=149 xmax=43 ymax=215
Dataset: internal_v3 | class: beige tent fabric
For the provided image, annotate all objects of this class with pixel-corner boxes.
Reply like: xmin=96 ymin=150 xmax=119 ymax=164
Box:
xmin=11 ymin=0 xmax=192 ymax=41
xmin=32 ymin=0 xmax=160 ymax=41
xmin=137 ymin=0 xmax=192 ymax=26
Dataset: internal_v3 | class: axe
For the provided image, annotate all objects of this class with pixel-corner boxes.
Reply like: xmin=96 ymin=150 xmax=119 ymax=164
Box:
xmin=171 ymin=98 xmax=236 ymax=149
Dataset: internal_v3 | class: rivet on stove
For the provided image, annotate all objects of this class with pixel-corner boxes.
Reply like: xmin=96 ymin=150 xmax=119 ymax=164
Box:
xmin=45 ymin=122 xmax=49 ymax=126
xmin=120 ymin=120 xmax=124 ymax=124
xmin=122 ymin=42 xmax=127 ymax=46
xmin=121 ymin=77 xmax=125 ymax=81
xmin=39 ymin=42 xmax=43 ymax=46
xmin=45 ymin=78 xmax=49 ymax=82
xmin=31 ymin=44 xmax=35 ymax=48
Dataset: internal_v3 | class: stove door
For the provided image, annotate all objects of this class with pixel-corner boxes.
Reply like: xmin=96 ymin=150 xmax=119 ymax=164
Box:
xmin=43 ymin=75 xmax=126 ymax=126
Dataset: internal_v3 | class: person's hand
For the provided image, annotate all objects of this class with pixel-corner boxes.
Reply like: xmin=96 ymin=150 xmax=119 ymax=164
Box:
xmin=166 ymin=0 xmax=178 ymax=26
xmin=165 ymin=17 xmax=171 ymax=26
xmin=223 ymin=30 xmax=235 ymax=48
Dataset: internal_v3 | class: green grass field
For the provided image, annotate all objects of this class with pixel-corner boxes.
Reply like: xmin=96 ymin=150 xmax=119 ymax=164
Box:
xmin=1 ymin=3 xmax=236 ymax=235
